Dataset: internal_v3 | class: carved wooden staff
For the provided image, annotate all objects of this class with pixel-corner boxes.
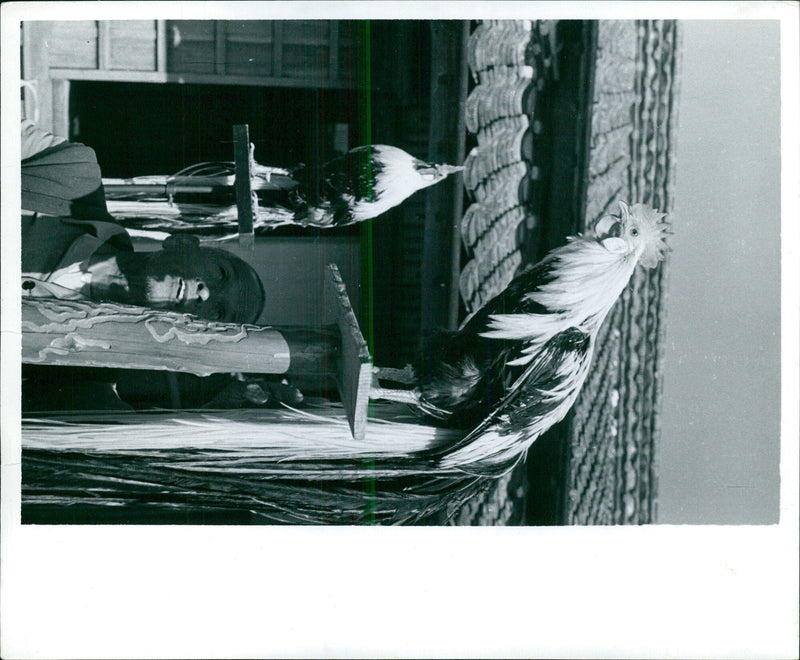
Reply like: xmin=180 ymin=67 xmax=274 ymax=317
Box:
xmin=21 ymin=297 xmax=338 ymax=377
xmin=22 ymin=265 xmax=372 ymax=438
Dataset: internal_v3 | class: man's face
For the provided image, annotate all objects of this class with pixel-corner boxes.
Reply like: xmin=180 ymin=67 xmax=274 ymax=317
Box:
xmin=142 ymin=237 xmax=263 ymax=323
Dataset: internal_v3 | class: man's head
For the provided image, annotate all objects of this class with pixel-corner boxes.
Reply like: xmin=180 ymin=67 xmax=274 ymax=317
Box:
xmin=138 ymin=234 xmax=265 ymax=324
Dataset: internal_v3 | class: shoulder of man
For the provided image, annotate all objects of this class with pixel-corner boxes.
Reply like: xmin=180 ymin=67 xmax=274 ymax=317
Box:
xmin=21 ymin=119 xmax=67 ymax=160
xmin=21 ymin=121 xmax=113 ymax=222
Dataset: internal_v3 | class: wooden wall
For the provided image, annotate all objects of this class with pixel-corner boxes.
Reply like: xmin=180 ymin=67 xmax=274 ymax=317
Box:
xmin=21 ymin=20 xmax=363 ymax=135
xmin=27 ymin=20 xmax=358 ymax=83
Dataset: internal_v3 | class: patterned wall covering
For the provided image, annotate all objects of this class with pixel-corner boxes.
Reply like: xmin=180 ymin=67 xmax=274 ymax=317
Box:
xmin=452 ymin=19 xmax=681 ymax=525
xmin=458 ymin=20 xmax=558 ymax=314
xmin=567 ymin=20 xmax=680 ymax=525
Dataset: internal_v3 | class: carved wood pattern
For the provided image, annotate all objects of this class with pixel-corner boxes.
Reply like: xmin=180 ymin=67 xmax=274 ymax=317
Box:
xmin=22 ymin=297 xmax=292 ymax=376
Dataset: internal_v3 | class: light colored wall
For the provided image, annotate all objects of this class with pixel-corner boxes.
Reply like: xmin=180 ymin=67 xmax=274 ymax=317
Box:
xmin=225 ymin=237 xmax=362 ymax=327
xmin=657 ymin=20 xmax=781 ymax=523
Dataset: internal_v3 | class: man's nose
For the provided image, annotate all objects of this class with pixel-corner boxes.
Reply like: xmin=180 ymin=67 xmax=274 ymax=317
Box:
xmin=187 ymin=279 xmax=210 ymax=302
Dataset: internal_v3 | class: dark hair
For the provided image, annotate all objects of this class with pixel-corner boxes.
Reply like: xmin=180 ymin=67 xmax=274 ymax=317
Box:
xmin=206 ymin=247 xmax=266 ymax=324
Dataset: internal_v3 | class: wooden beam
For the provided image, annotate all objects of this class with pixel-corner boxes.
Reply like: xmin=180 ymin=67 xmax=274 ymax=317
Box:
xmin=538 ymin=21 xmax=595 ymax=256
xmin=52 ymin=80 xmax=71 ymax=141
xmin=273 ymin=22 xmax=283 ymax=77
xmin=21 ymin=22 xmax=54 ymax=132
xmin=325 ymin=264 xmax=372 ymax=441
xmin=421 ymin=21 xmax=468 ymax=333
xmin=448 ymin=21 xmax=470 ymax=329
xmin=232 ymin=124 xmax=255 ymax=250
xmin=156 ymin=20 xmax=168 ymax=73
xmin=214 ymin=21 xmax=227 ymax=75
xmin=47 ymin=68 xmax=355 ymax=89
xmin=98 ymin=21 xmax=111 ymax=70
xmin=328 ymin=21 xmax=340 ymax=80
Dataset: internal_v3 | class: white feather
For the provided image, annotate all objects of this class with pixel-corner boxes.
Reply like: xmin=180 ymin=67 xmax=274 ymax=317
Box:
xmin=349 ymin=146 xmax=443 ymax=221
xmin=23 ymin=403 xmax=462 ymax=468
xmin=481 ymin=239 xmax=638 ymax=365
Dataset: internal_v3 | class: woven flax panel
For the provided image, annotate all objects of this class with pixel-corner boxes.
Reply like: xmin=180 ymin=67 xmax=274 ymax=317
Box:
xmin=567 ymin=20 xmax=681 ymax=525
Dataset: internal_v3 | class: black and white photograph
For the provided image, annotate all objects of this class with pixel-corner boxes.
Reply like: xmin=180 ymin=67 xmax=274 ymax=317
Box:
xmin=2 ymin=2 xmax=798 ymax=658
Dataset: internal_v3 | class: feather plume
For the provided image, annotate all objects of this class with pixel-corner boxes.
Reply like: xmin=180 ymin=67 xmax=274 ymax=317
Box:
xmin=377 ymin=202 xmax=671 ymax=473
xmin=23 ymin=404 xmax=491 ymax=524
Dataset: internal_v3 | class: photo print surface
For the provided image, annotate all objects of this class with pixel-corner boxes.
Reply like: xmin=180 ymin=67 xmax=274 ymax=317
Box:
xmin=15 ymin=17 xmax=781 ymax=526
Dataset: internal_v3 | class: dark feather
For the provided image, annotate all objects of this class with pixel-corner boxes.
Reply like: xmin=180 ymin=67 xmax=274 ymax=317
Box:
xmin=427 ymin=326 xmax=592 ymax=472
xmin=322 ymin=146 xmax=386 ymax=203
xmin=413 ymin=257 xmax=561 ymax=427
xmin=22 ymin=446 xmax=492 ymax=525
xmin=286 ymin=146 xmax=388 ymax=227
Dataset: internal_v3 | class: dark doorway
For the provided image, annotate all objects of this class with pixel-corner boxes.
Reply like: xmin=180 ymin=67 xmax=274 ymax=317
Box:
xmin=69 ymin=80 xmax=368 ymax=178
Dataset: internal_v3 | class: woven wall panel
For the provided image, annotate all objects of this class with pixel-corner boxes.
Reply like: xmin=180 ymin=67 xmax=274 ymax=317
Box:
xmin=459 ymin=20 xmax=556 ymax=314
xmin=447 ymin=462 xmax=527 ymax=526
xmin=567 ymin=20 xmax=680 ymax=525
